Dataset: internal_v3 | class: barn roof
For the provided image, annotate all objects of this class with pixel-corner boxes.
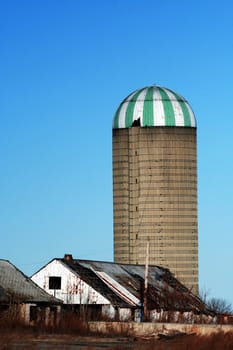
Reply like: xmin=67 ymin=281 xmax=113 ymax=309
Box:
xmin=0 ymin=259 xmax=62 ymax=305
xmin=56 ymin=256 xmax=210 ymax=314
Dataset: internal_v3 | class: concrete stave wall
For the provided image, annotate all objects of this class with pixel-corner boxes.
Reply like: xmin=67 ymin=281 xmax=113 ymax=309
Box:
xmin=113 ymin=127 xmax=198 ymax=294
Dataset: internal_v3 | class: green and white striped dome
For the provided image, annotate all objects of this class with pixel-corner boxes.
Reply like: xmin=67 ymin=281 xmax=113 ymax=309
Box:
xmin=113 ymin=86 xmax=196 ymax=129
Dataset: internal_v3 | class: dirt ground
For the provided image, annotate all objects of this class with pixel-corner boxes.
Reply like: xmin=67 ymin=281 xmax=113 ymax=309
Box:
xmin=1 ymin=334 xmax=140 ymax=350
xmin=2 ymin=331 xmax=233 ymax=350
xmin=0 ymin=333 xmax=194 ymax=350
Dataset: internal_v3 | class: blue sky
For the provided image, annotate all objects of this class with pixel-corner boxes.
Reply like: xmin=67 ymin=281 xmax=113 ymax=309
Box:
xmin=1 ymin=0 xmax=233 ymax=305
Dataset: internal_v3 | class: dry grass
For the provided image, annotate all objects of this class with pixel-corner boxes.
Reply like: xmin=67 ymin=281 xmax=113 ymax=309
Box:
xmin=0 ymin=312 xmax=36 ymax=350
xmin=131 ymin=331 xmax=233 ymax=350
xmin=0 ymin=310 xmax=89 ymax=349
xmin=58 ymin=311 xmax=90 ymax=335
xmin=1 ymin=309 xmax=233 ymax=350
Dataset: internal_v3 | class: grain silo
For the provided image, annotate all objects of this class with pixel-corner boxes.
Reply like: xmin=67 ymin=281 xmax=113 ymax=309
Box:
xmin=112 ymin=85 xmax=198 ymax=294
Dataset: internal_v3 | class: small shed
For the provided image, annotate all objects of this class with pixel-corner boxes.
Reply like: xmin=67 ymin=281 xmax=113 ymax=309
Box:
xmin=0 ymin=259 xmax=62 ymax=326
xmin=32 ymin=254 xmax=212 ymax=322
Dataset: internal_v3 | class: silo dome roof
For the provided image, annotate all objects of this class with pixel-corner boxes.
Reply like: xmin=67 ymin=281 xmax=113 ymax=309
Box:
xmin=113 ymin=85 xmax=196 ymax=129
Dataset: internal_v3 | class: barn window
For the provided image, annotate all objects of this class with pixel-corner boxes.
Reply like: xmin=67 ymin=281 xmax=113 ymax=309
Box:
xmin=49 ymin=276 xmax=61 ymax=290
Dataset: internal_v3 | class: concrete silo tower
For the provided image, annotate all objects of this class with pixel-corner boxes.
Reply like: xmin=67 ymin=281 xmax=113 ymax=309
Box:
xmin=112 ymin=85 xmax=198 ymax=294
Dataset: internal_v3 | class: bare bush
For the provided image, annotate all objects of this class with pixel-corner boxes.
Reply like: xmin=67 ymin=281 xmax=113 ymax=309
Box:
xmin=207 ymin=298 xmax=232 ymax=315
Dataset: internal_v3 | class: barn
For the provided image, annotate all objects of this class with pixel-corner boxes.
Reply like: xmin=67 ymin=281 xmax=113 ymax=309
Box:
xmin=31 ymin=254 xmax=212 ymax=322
xmin=0 ymin=259 xmax=62 ymax=326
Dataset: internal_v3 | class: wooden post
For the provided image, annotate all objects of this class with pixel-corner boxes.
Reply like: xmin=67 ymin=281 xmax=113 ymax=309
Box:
xmin=144 ymin=240 xmax=149 ymax=321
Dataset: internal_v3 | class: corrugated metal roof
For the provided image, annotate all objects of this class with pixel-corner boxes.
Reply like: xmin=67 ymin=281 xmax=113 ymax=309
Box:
xmin=59 ymin=258 xmax=210 ymax=314
xmin=95 ymin=271 xmax=139 ymax=306
xmin=59 ymin=260 xmax=130 ymax=307
xmin=0 ymin=285 xmax=8 ymax=303
xmin=0 ymin=260 xmax=62 ymax=304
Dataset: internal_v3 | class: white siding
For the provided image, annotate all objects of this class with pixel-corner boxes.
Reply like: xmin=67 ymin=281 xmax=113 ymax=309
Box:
xmin=31 ymin=260 xmax=110 ymax=305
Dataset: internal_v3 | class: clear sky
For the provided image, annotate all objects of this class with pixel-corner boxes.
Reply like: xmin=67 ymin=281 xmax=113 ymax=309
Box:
xmin=1 ymin=0 xmax=233 ymax=305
